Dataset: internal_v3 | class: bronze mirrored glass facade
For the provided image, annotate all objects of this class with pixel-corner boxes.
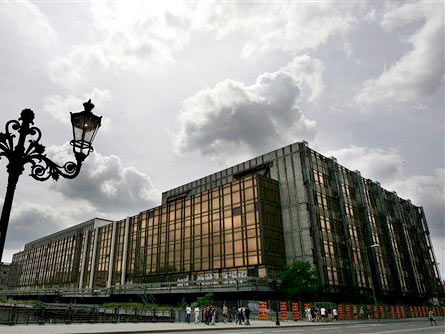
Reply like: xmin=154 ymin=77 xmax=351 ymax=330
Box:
xmin=9 ymin=175 xmax=285 ymax=291
xmin=7 ymin=142 xmax=443 ymax=301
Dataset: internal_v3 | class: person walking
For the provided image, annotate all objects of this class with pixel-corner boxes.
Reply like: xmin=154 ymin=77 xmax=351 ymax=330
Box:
xmin=244 ymin=305 xmax=251 ymax=325
xmin=333 ymin=307 xmax=338 ymax=321
xmin=306 ymin=307 xmax=312 ymax=321
xmin=185 ymin=305 xmax=191 ymax=324
xmin=327 ymin=307 xmax=332 ymax=322
xmin=236 ymin=307 xmax=243 ymax=325
xmin=320 ymin=306 xmax=326 ymax=322
xmin=194 ymin=305 xmax=200 ymax=324
xmin=205 ymin=305 xmax=210 ymax=325
xmin=222 ymin=304 xmax=229 ymax=323
xmin=211 ymin=305 xmax=217 ymax=325
xmin=429 ymin=308 xmax=437 ymax=326
xmin=359 ymin=306 xmax=364 ymax=320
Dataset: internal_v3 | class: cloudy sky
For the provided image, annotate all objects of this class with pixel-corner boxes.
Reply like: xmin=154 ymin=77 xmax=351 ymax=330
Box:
xmin=0 ymin=1 xmax=443 ymax=276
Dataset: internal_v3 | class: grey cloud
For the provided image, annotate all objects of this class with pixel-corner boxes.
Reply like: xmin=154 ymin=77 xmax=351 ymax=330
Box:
xmin=4 ymin=202 xmax=76 ymax=249
xmin=355 ymin=2 xmax=444 ymax=105
xmin=325 ymin=146 xmax=404 ymax=184
xmin=392 ymin=170 xmax=445 ymax=275
xmin=47 ymin=144 xmax=159 ymax=214
xmin=390 ymin=168 xmax=444 ymax=238
xmin=173 ymin=55 xmax=320 ymax=164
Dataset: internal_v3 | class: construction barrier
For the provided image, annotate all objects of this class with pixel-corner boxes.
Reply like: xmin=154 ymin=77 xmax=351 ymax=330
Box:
xmin=255 ymin=301 xmax=444 ymax=321
xmin=338 ymin=304 xmax=344 ymax=320
xmin=258 ymin=301 xmax=268 ymax=320
xmin=292 ymin=302 xmax=300 ymax=320
xmin=280 ymin=301 xmax=288 ymax=320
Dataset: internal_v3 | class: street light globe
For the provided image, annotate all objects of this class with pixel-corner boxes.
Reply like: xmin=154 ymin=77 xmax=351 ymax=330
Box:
xmin=70 ymin=99 xmax=102 ymax=160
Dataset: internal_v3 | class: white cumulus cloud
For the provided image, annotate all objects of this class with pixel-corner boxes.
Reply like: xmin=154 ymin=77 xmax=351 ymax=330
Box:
xmin=48 ymin=1 xmax=356 ymax=89
xmin=173 ymin=55 xmax=322 ymax=164
xmin=43 ymin=88 xmax=111 ymax=129
xmin=46 ymin=143 xmax=159 ymax=214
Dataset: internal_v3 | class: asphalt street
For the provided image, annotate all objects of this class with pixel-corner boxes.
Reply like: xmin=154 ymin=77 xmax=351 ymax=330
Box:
xmin=127 ymin=319 xmax=445 ymax=334
xmin=1 ymin=319 xmax=443 ymax=334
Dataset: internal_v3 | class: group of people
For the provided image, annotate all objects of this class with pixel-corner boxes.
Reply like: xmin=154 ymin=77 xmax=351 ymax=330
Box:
xmin=235 ymin=306 xmax=251 ymax=325
xmin=185 ymin=304 xmax=250 ymax=325
xmin=185 ymin=304 xmax=218 ymax=325
xmin=305 ymin=306 xmax=338 ymax=322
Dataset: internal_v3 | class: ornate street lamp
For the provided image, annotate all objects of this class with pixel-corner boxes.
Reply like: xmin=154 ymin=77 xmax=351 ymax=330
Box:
xmin=0 ymin=100 xmax=101 ymax=261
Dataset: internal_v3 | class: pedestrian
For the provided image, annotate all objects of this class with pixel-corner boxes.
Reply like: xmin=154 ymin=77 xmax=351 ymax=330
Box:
xmin=359 ymin=306 xmax=364 ymax=320
xmin=185 ymin=305 xmax=191 ymax=324
xmin=244 ymin=305 xmax=251 ymax=325
xmin=310 ymin=307 xmax=316 ymax=322
xmin=211 ymin=305 xmax=217 ymax=325
xmin=327 ymin=308 xmax=332 ymax=322
xmin=222 ymin=304 xmax=229 ymax=323
xmin=429 ymin=308 xmax=437 ymax=326
xmin=194 ymin=305 xmax=200 ymax=324
xmin=237 ymin=307 xmax=243 ymax=325
xmin=231 ymin=306 xmax=236 ymax=323
xmin=305 ymin=307 xmax=311 ymax=321
xmin=333 ymin=307 xmax=338 ymax=321
xmin=320 ymin=306 xmax=326 ymax=322
xmin=205 ymin=305 xmax=210 ymax=325
xmin=315 ymin=306 xmax=320 ymax=322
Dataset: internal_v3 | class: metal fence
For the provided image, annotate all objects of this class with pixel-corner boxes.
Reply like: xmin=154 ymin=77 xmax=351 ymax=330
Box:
xmin=0 ymin=277 xmax=271 ymax=298
xmin=0 ymin=304 xmax=174 ymax=325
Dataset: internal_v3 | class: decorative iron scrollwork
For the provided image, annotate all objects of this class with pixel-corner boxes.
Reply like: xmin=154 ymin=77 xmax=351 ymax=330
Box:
xmin=0 ymin=109 xmax=82 ymax=182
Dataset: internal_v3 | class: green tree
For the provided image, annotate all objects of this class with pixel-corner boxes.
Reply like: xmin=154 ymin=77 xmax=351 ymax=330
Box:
xmin=275 ymin=261 xmax=320 ymax=300
xmin=194 ymin=292 xmax=214 ymax=307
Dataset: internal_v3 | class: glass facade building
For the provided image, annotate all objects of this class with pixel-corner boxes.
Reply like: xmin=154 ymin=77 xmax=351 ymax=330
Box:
xmin=9 ymin=175 xmax=285 ymax=292
xmin=7 ymin=142 xmax=443 ymax=301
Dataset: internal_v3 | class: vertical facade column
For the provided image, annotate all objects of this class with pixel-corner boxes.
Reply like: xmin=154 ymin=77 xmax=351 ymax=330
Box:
xmin=328 ymin=158 xmax=358 ymax=292
xmin=78 ymin=229 xmax=89 ymax=289
xmin=107 ymin=221 xmax=117 ymax=288
xmin=298 ymin=142 xmax=325 ymax=287
xmin=405 ymin=202 xmax=429 ymax=296
xmin=121 ymin=217 xmax=130 ymax=286
xmin=89 ymin=225 xmax=99 ymax=289
xmin=352 ymin=171 xmax=382 ymax=296
xmin=392 ymin=192 xmax=418 ymax=296
xmin=372 ymin=183 xmax=402 ymax=295
xmin=418 ymin=206 xmax=442 ymax=296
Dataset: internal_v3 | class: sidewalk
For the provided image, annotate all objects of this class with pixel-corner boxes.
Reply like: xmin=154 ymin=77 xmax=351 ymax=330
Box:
xmin=0 ymin=318 xmax=430 ymax=334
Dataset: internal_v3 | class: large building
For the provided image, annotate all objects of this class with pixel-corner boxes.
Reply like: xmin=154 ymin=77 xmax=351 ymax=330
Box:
xmin=5 ymin=142 xmax=443 ymax=302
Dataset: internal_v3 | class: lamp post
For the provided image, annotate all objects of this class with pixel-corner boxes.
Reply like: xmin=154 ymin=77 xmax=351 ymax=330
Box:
xmin=367 ymin=243 xmax=379 ymax=309
xmin=275 ymin=278 xmax=282 ymax=326
xmin=0 ymin=100 xmax=101 ymax=261
xmin=275 ymin=299 xmax=280 ymax=326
